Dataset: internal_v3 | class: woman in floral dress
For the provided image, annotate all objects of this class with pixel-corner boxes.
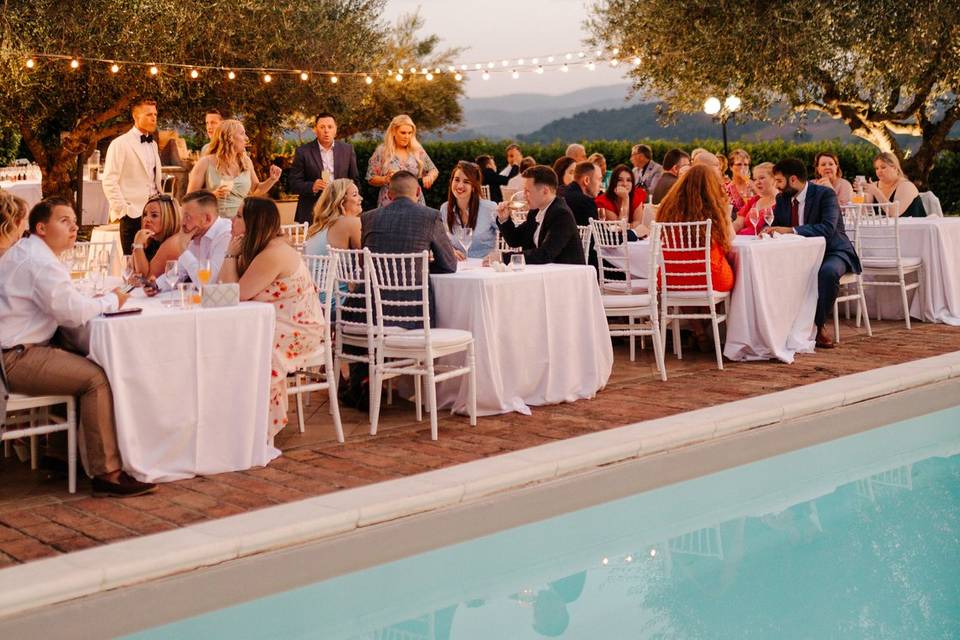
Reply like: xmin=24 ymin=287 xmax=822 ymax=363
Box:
xmin=366 ymin=114 xmax=439 ymax=207
xmin=219 ymin=196 xmax=324 ymax=438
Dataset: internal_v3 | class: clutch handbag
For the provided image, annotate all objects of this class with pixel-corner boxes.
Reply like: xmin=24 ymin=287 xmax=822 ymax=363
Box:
xmin=200 ymin=283 xmax=239 ymax=308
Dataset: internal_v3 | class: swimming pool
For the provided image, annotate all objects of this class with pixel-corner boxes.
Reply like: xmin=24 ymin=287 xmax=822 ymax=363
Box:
xmin=127 ymin=403 xmax=960 ymax=639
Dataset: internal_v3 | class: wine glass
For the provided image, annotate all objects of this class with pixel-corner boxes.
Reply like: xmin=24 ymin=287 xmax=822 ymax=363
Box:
xmin=164 ymin=260 xmax=179 ymax=307
xmin=763 ymin=207 xmax=775 ymax=234
xmin=748 ymin=209 xmax=760 ymax=237
xmin=456 ymin=226 xmax=474 ymax=257
xmin=508 ymin=191 xmax=529 ymax=225
xmin=121 ymin=255 xmax=135 ymax=285
xmin=509 ymin=253 xmax=526 ymax=272
xmin=95 ymin=250 xmax=110 ymax=294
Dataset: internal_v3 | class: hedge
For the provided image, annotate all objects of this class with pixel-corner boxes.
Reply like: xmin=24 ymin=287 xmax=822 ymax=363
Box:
xmin=326 ymin=138 xmax=959 ymax=215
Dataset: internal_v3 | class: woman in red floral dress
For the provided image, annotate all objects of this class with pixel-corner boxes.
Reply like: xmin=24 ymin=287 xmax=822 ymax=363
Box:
xmin=219 ymin=196 xmax=324 ymax=438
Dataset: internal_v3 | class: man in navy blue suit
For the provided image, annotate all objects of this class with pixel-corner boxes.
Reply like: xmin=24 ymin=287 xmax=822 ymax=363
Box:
xmin=762 ymin=158 xmax=861 ymax=349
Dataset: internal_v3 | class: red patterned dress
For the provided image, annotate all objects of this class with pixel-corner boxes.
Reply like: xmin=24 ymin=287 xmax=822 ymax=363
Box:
xmin=252 ymin=262 xmax=325 ymax=438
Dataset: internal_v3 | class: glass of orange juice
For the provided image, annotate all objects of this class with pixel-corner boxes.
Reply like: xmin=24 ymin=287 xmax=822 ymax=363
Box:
xmin=197 ymin=260 xmax=212 ymax=286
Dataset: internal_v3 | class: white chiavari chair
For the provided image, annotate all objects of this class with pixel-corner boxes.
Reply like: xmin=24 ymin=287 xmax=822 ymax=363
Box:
xmin=857 ymin=201 xmax=923 ymax=329
xmin=281 ymin=222 xmax=309 ymax=252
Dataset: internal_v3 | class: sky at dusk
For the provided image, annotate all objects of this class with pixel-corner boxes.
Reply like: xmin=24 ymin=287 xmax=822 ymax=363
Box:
xmin=379 ymin=0 xmax=630 ymax=98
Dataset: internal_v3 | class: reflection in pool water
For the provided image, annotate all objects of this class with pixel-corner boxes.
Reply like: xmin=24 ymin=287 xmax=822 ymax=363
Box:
xmin=129 ymin=406 xmax=960 ymax=639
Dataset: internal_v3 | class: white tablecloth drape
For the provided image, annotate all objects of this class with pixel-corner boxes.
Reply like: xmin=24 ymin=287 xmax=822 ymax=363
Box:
xmin=1 ymin=180 xmax=42 ymax=209
xmin=861 ymin=217 xmax=960 ymax=326
xmin=429 ymin=263 xmax=613 ymax=415
xmin=87 ymin=297 xmax=278 ymax=482
xmin=0 ymin=179 xmax=111 ymax=225
xmin=604 ymin=235 xmax=825 ymax=363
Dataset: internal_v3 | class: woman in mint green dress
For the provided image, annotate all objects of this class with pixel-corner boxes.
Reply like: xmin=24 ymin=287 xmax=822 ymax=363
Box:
xmin=187 ymin=119 xmax=281 ymax=218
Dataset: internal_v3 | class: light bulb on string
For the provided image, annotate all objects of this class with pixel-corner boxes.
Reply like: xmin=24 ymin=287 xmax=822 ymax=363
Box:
xmin=300 ymin=71 xmax=309 ymax=81
xmin=461 ymin=64 xmax=468 ymax=70
xmin=547 ymin=56 xmax=555 ymax=62
xmin=595 ymin=48 xmax=603 ymax=57
xmin=447 ymin=65 xmax=455 ymax=72
xmin=189 ymin=68 xmax=199 ymax=79
xmin=532 ymin=57 xmax=538 ymax=64
xmin=110 ymin=63 xmax=120 ymax=73
xmin=365 ymin=75 xmax=373 ymax=85
xmin=227 ymin=70 xmax=236 ymax=80
xmin=632 ymin=56 xmax=641 ymax=65
xmin=517 ymin=58 xmax=524 ymax=65
xmin=482 ymin=71 xmax=490 ymax=80
xmin=409 ymin=66 xmax=417 ymax=73
xmin=263 ymin=73 xmax=272 ymax=83
xmin=474 ymin=63 xmax=482 ymax=70
xmin=536 ymin=65 xmax=544 ymax=75
xmin=149 ymin=65 xmax=159 ymax=75
xmin=330 ymin=75 xmax=338 ymax=84
xmin=561 ymin=64 xmax=569 ymax=72
xmin=487 ymin=61 xmax=495 ymax=69
xmin=70 ymin=58 xmax=80 ymax=69
xmin=501 ymin=59 xmax=509 ymax=67
xmin=511 ymin=69 xmax=519 ymax=79
xmin=395 ymin=73 xmax=403 ymax=81
xmin=612 ymin=48 xmax=620 ymax=56
xmin=25 ymin=58 xmax=35 ymax=69
xmin=609 ymin=59 xmax=619 ymax=67
xmin=421 ymin=68 xmax=429 ymax=75
xmin=565 ymin=53 xmax=572 ymax=60
xmin=586 ymin=61 xmax=596 ymax=71
xmin=578 ymin=51 xmax=585 ymax=58
xmin=425 ymin=72 xmax=434 ymax=81
xmin=454 ymin=72 xmax=463 ymax=81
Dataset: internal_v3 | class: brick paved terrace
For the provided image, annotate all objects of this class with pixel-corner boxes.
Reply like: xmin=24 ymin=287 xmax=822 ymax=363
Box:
xmin=2 ymin=319 xmax=959 ymax=567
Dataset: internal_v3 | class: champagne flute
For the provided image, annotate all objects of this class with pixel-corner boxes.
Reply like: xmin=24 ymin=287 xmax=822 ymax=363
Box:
xmin=748 ymin=208 xmax=760 ymax=237
xmin=763 ymin=207 xmax=775 ymax=234
xmin=164 ymin=260 xmax=179 ymax=307
xmin=457 ymin=226 xmax=474 ymax=258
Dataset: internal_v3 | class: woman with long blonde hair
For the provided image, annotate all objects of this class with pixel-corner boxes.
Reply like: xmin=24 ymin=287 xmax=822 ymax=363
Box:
xmin=187 ymin=119 xmax=281 ymax=218
xmin=303 ymin=178 xmax=363 ymax=256
xmin=365 ymin=114 xmax=439 ymax=207
xmin=862 ymin=151 xmax=926 ymax=217
xmin=0 ymin=190 xmax=28 ymax=258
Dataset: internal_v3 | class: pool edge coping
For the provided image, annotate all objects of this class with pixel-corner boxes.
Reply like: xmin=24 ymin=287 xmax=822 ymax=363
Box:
xmin=2 ymin=349 xmax=960 ymax=619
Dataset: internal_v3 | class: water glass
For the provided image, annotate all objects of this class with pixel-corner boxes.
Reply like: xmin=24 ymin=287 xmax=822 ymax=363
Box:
xmin=456 ymin=227 xmax=474 ymax=256
xmin=163 ymin=260 xmax=179 ymax=307
xmin=178 ymin=283 xmax=200 ymax=307
xmin=509 ymin=253 xmax=526 ymax=272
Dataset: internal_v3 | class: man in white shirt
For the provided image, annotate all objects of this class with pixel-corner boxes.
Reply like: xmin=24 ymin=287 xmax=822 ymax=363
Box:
xmin=101 ymin=98 xmax=163 ymax=254
xmin=499 ymin=144 xmax=523 ymax=177
xmin=157 ymin=190 xmax=232 ymax=290
xmin=0 ymin=198 xmax=155 ymax=496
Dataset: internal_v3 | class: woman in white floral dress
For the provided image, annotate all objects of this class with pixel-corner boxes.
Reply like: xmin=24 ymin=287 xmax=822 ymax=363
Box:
xmin=219 ymin=196 xmax=324 ymax=438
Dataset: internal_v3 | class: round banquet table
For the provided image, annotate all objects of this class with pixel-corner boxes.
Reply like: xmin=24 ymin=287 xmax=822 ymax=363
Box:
xmin=429 ymin=262 xmax=613 ymax=415
xmin=86 ymin=293 xmax=278 ymax=482
xmin=602 ymin=235 xmax=826 ymax=363
xmin=860 ymin=217 xmax=960 ymax=326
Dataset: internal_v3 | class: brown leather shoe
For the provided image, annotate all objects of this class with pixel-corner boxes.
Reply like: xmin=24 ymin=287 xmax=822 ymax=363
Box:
xmin=815 ymin=326 xmax=835 ymax=349
xmin=92 ymin=472 xmax=156 ymax=498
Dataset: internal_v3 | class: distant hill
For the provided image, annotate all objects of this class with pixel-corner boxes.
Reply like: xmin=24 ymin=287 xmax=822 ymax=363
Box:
xmin=517 ymin=101 xmax=857 ymax=144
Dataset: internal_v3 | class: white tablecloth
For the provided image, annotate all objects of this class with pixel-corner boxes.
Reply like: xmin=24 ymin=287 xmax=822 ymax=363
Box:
xmin=87 ymin=296 xmax=278 ymax=482
xmin=0 ymin=180 xmax=42 ymax=209
xmin=862 ymin=217 xmax=960 ymax=325
xmin=429 ymin=263 xmax=613 ymax=415
xmin=0 ymin=179 xmax=111 ymax=225
xmin=606 ymin=235 xmax=825 ymax=363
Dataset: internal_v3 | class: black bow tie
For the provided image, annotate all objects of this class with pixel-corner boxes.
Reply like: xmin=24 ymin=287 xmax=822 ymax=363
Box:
xmin=140 ymin=134 xmax=154 ymax=144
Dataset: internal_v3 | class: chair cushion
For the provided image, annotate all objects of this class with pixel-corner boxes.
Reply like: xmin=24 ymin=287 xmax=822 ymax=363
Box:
xmin=602 ymin=279 xmax=649 ymax=294
xmin=664 ymin=290 xmax=730 ymax=301
xmin=341 ymin=324 xmax=405 ymax=336
xmin=602 ymin=293 xmax=652 ymax=309
xmin=862 ymin=257 xmax=922 ymax=269
xmin=384 ymin=328 xmax=473 ymax=350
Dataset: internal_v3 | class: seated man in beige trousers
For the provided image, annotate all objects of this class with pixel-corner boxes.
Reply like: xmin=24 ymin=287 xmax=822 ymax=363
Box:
xmin=0 ymin=197 xmax=155 ymax=497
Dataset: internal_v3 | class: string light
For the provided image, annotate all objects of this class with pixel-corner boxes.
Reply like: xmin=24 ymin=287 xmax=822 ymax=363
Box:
xmin=501 ymin=59 xmax=509 ymax=67
xmin=482 ymin=71 xmax=490 ymax=80
xmin=460 ymin=64 xmax=468 ymax=70
xmin=532 ymin=57 xmax=539 ymax=64
xmin=536 ymin=65 xmax=544 ymax=74
xmin=365 ymin=75 xmax=373 ymax=84
xmin=511 ymin=69 xmax=519 ymax=79
xmin=395 ymin=72 xmax=403 ymax=81
xmin=300 ymin=71 xmax=309 ymax=81
xmin=329 ymin=75 xmax=338 ymax=83
xmin=189 ymin=68 xmax=199 ymax=78
xmin=565 ymin=53 xmax=572 ymax=60
xmin=425 ymin=72 xmax=434 ymax=81
xmin=609 ymin=59 xmax=619 ymax=67
xmin=409 ymin=66 xmax=417 ymax=73
xmin=578 ymin=51 xmax=585 ymax=58
xmin=149 ymin=65 xmax=158 ymax=75
xmin=587 ymin=61 xmax=596 ymax=71
xmin=110 ymin=63 xmax=120 ymax=73
xmin=474 ymin=63 xmax=482 ymax=70
xmin=227 ymin=70 xmax=236 ymax=80
xmin=70 ymin=58 xmax=80 ymax=69
xmin=632 ymin=56 xmax=641 ymax=65
xmin=263 ymin=73 xmax=272 ymax=82
xmin=25 ymin=58 xmax=35 ymax=69
xmin=454 ymin=72 xmax=463 ymax=81
xmin=561 ymin=64 xmax=569 ymax=72
xmin=517 ymin=58 xmax=525 ymax=65
xmin=487 ymin=61 xmax=495 ymax=69
xmin=547 ymin=56 xmax=555 ymax=62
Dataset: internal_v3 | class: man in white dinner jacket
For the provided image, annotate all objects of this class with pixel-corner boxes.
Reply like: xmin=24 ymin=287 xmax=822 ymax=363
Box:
xmin=101 ymin=97 xmax=163 ymax=254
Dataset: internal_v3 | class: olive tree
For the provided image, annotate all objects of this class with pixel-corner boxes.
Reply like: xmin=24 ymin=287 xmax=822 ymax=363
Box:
xmin=589 ymin=0 xmax=960 ymax=186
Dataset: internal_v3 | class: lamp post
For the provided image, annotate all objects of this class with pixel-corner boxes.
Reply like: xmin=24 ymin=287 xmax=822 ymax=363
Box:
xmin=704 ymin=95 xmax=741 ymax=158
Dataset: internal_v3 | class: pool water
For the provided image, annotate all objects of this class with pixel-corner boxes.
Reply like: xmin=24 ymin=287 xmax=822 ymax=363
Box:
xmin=129 ymin=406 xmax=960 ymax=639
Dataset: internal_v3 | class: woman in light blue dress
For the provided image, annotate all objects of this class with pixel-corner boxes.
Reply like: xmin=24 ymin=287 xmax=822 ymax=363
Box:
xmin=187 ymin=119 xmax=280 ymax=218
xmin=365 ymin=114 xmax=439 ymax=208
xmin=438 ymin=161 xmax=499 ymax=259
xmin=303 ymin=178 xmax=363 ymax=315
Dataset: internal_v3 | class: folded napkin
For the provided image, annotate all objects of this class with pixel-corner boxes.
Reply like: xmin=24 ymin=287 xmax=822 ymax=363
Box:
xmin=200 ymin=283 xmax=239 ymax=308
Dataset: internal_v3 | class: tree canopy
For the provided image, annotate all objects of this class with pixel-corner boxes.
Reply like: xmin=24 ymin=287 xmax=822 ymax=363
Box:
xmin=589 ymin=0 xmax=960 ymax=185
xmin=0 ymin=0 xmax=463 ymax=197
